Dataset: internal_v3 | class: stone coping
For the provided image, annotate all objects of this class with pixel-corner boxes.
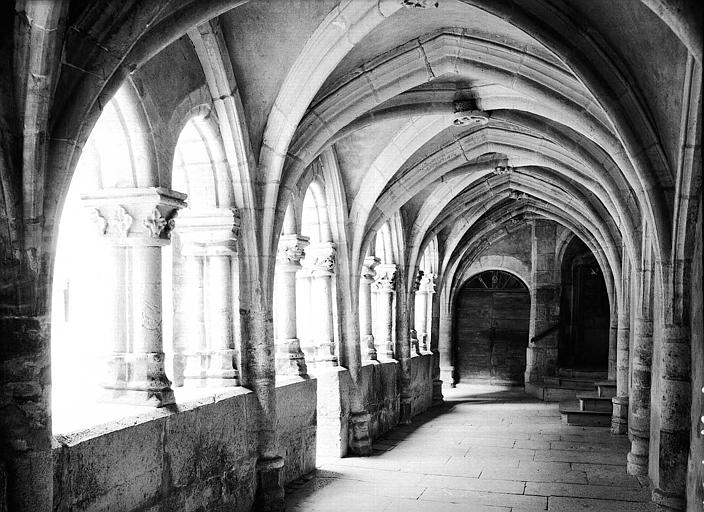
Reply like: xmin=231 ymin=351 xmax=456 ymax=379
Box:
xmin=52 ymin=386 xmax=252 ymax=445
xmin=360 ymin=359 xmax=400 ymax=368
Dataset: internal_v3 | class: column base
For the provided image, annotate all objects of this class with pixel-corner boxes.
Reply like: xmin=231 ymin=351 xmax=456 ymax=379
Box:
xmin=99 ymin=387 xmax=175 ymax=407
xmin=440 ymin=367 xmax=454 ymax=387
xmin=362 ymin=335 xmax=377 ymax=361
xmin=651 ymin=487 xmax=685 ymax=511
xmin=432 ymin=379 xmax=444 ymax=405
xmin=348 ymin=412 xmax=373 ymax=456
xmin=254 ymin=456 xmax=285 ymax=512
xmin=276 ymin=339 xmax=308 ymax=377
xmin=375 ymin=342 xmax=395 ymax=361
xmin=626 ymin=451 xmax=649 ymax=475
xmin=610 ymin=396 xmax=629 ymax=435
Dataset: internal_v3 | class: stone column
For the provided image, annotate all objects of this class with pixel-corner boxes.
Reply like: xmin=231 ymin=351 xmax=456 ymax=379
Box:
xmin=651 ymin=322 xmax=691 ymax=511
xmin=417 ymin=272 xmax=436 ymax=354
xmin=525 ymin=220 xmax=560 ymax=383
xmin=274 ymin=234 xmax=309 ymax=376
xmin=628 ymin=253 xmax=654 ymax=475
xmin=439 ymin=292 xmax=454 ymax=386
xmin=84 ymin=187 xmax=186 ymax=406
xmin=608 ymin=310 xmax=618 ymax=381
xmin=308 ymin=242 xmax=338 ymax=366
xmin=360 ymin=256 xmax=380 ymax=360
xmin=409 ymin=270 xmax=424 ymax=356
xmin=176 ymin=208 xmax=240 ymax=387
xmin=612 ymin=258 xmax=631 ymax=435
xmin=374 ymin=263 xmax=397 ymax=360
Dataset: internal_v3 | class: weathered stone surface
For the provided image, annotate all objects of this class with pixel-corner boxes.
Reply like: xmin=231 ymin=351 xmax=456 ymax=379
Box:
xmin=52 ymin=389 xmax=257 ymax=512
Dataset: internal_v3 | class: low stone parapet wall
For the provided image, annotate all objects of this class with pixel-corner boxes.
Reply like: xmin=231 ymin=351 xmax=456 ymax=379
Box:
xmin=52 ymin=379 xmax=317 ymax=512
xmin=359 ymin=361 xmax=400 ymax=440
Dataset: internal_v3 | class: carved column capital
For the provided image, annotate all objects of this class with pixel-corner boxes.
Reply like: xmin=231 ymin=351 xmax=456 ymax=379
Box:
xmin=82 ymin=187 xmax=186 ymax=246
xmin=306 ymin=242 xmax=336 ymax=276
xmin=361 ymin=256 xmax=381 ymax=283
xmin=177 ymin=207 xmax=240 ymax=256
xmin=413 ymin=270 xmax=425 ymax=292
xmin=374 ymin=263 xmax=397 ymax=292
xmin=419 ymin=272 xmax=437 ymax=294
xmin=276 ymin=234 xmax=310 ymax=268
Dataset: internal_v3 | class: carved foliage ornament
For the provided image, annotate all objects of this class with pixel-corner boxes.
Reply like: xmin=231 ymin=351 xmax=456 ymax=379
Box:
xmin=374 ymin=267 xmax=397 ymax=292
xmin=113 ymin=206 xmax=133 ymax=238
xmin=88 ymin=208 xmax=107 ymax=236
xmin=413 ymin=270 xmax=424 ymax=292
xmin=493 ymin=165 xmax=513 ymax=175
xmin=143 ymin=208 xmax=176 ymax=239
xmin=277 ymin=242 xmax=305 ymax=264
xmin=313 ymin=253 xmax=336 ymax=273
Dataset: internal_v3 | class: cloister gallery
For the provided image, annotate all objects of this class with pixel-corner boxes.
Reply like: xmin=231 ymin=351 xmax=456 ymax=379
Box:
xmin=0 ymin=1 xmax=702 ymax=511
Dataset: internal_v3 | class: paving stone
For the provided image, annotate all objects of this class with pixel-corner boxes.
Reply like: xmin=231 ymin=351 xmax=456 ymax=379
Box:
xmin=420 ymin=487 xmax=547 ymax=511
xmin=548 ymin=496 xmax=656 ymax=511
xmin=286 ymin=387 xmax=654 ymax=512
xmin=525 ymin=481 xmax=650 ymax=501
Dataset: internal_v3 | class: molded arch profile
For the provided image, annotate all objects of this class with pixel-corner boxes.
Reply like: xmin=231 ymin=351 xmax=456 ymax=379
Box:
xmin=452 ymin=258 xmax=532 ymax=309
xmin=172 ymin=107 xmax=235 ymax=209
xmin=72 ymin=82 xmax=156 ymax=193
xmin=300 ymin=178 xmax=333 ymax=244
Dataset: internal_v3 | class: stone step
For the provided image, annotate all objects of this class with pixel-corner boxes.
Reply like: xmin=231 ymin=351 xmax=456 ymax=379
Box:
xmin=559 ymin=400 xmax=611 ymax=427
xmin=525 ymin=382 xmax=580 ymax=402
xmin=576 ymin=393 xmax=614 ymax=412
xmin=595 ymin=380 xmax=617 ymax=398
xmin=557 ymin=368 xmax=608 ymax=379
xmin=542 ymin=376 xmax=599 ymax=390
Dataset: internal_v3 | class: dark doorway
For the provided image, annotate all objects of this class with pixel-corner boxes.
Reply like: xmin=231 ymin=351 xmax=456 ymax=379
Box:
xmin=453 ymin=270 xmax=530 ymax=385
xmin=558 ymin=238 xmax=610 ymax=370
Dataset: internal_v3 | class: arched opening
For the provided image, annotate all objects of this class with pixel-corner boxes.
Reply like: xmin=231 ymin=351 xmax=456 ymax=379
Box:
xmin=558 ymin=237 xmax=610 ymax=371
xmin=452 ymin=270 xmax=530 ymax=386
xmin=50 ymin=84 xmax=155 ymax=433
xmin=169 ymin=113 xmax=240 ymax=388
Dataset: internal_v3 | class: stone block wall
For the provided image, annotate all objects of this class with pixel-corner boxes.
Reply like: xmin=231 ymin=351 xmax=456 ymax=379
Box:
xmin=276 ymin=379 xmax=317 ymax=484
xmin=51 ymin=378 xmax=318 ymax=512
xmin=409 ymin=354 xmax=434 ymax=417
xmin=359 ymin=361 xmax=400 ymax=440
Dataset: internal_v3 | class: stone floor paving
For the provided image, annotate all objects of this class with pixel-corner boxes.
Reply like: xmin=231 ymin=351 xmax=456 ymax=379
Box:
xmin=285 ymin=385 xmax=654 ymax=512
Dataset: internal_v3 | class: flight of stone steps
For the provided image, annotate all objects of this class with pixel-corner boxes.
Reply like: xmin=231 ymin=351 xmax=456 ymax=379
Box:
xmin=525 ymin=369 xmax=616 ymax=427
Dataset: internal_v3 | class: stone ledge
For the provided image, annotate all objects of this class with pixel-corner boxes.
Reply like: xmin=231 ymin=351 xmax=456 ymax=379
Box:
xmin=53 ymin=386 xmax=252 ymax=441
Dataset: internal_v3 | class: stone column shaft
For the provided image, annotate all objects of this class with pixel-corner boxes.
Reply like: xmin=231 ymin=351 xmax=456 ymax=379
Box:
xmin=417 ymin=272 xmax=436 ymax=354
xmin=360 ymin=256 xmax=380 ymax=360
xmin=308 ymin=242 xmax=338 ymax=366
xmin=439 ymin=301 xmax=454 ymax=386
xmin=204 ymin=253 xmax=237 ymax=381
xmin=275 ymin=234 xmax=309 ymax=376
xmin=628 ymin=316 xmax=653 ymax=475
xmin=651 ymin=324 xmax=691 ymax=511
xmin=181 ymin=254 xmax=206 ymax=381
xmin=374 ymin=263 xmax=397 ymax=360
